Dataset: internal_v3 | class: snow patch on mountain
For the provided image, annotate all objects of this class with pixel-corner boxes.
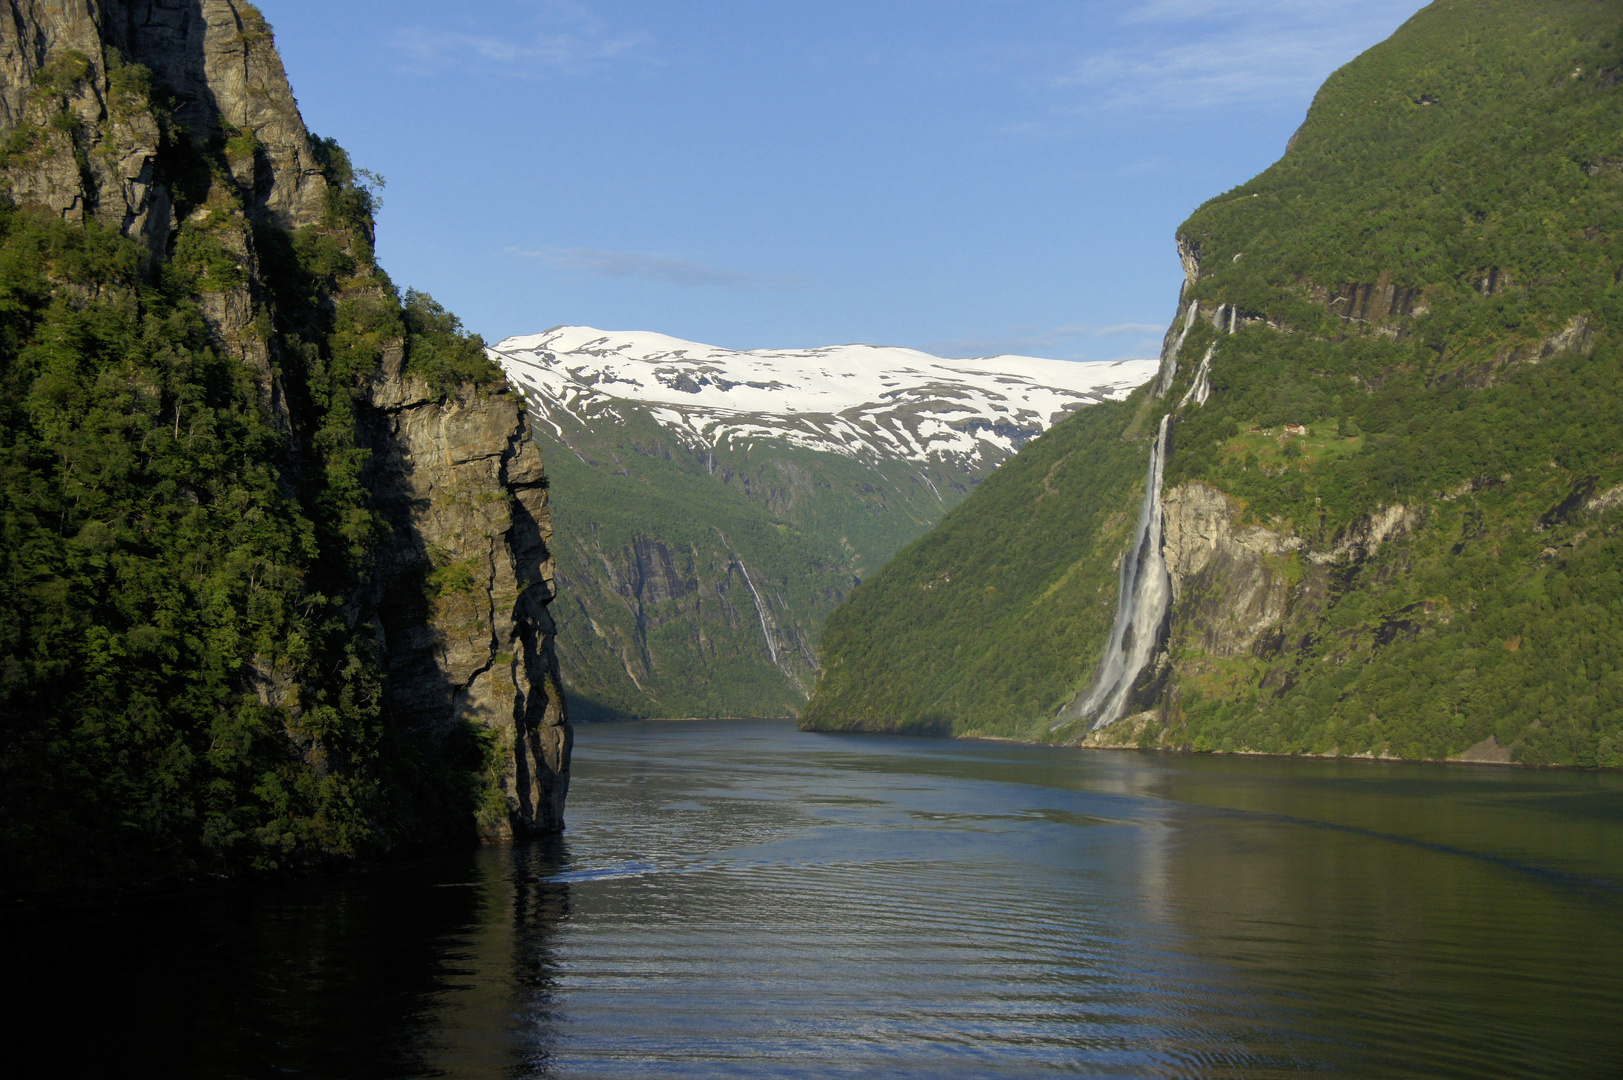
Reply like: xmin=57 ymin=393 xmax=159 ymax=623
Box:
xmin=491 ymin=326 xmax=1157 ymax=466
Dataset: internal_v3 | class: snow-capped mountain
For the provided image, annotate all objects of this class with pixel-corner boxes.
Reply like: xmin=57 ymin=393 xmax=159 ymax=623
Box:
xmin=488 ymin=325 xmax=1157 ymax=723
xmin=491 ymin=327 xmax=1157 ymax=466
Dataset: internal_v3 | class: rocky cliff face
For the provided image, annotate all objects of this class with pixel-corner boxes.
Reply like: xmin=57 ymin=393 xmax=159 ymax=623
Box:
xmin=1080 ymin=479 xmax=1419 ymax=751
xmin=555 ymin=528 xmax=820 ymax=719
xmin=0 ymin=0 xmax=568 ymax=845
xmin=366 ymin=359 xmax=570 ymax=836
xmin=0 ymin=0 xmax=325 ymax=248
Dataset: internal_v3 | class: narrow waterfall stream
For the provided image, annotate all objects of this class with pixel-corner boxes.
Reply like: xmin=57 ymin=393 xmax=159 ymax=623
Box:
xmin=734 ymin=557 xmax=780 ymax=668
xmin=1178 ymin=343 xmax=1216 ymax=409
xmin=715 ymin=530 xmax=783 ymax=671
xmin=1054 ymin=413 xmax=1174 ymax=731
xmin=1155 ymin=302 xmax=1200 ymax=395
xmin=1058 ymin=302 xmax=1232 ymax=733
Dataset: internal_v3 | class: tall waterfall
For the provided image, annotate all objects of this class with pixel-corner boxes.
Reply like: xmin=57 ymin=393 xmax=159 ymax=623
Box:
xmin=715 ymin=529 xmax=782 ymax=671
xmin=1053 ymin=414 xmax=1174 ymax=731
xmin=1055 ymin=300 xmax=1232 ymax=733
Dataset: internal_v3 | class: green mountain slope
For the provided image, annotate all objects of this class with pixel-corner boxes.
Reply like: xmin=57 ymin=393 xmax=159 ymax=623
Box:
xmin=800 ymin=387 xmax=1156 ymax=737
xmin=530 ymin=401 xmax=986 ymax=721
xmin=804 ymin=0 xmax=1623 ymax=767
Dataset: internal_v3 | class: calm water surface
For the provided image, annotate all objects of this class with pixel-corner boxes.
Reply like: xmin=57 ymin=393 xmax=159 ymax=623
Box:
xmin=9 ymin=720 xmax=1623 ymax=1078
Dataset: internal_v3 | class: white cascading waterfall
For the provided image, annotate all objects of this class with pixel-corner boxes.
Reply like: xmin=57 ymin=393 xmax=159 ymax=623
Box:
xmin=1155 ymin=302 xmax=1200 ymax=396
xmin=1052 ymin=414 xmax=1174 ymax=731
xmin=1180 ymin=302 xmax=1235 ymax=408
xmin=1178 ymin=343 xmax=1216 ymax=409
xmin=1056 ymin=300 xmax=1234 ymax=733
xmin=715 ymin=529 xmax=783 ymax=671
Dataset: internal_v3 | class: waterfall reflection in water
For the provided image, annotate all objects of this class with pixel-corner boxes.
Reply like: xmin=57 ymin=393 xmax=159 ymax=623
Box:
xmin=5 ymin=719 xmax=1622 ymax=1078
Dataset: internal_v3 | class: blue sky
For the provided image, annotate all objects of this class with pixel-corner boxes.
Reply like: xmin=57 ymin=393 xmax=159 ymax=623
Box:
xmin=257 ymin=0 xmax=1424 ymax=361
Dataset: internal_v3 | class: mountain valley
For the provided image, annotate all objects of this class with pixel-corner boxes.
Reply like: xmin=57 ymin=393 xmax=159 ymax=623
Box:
xmin=494 ymin=328 xmax=1154 ymax=719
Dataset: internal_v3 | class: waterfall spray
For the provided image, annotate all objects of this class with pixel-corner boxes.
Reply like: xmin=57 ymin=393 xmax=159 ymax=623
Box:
xmin=1052 ymin=414 xmax=1174 ymax=731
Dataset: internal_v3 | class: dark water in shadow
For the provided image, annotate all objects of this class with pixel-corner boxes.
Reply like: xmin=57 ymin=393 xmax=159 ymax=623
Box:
xmin=6 ymin=720 xmax=1622 ymax=1077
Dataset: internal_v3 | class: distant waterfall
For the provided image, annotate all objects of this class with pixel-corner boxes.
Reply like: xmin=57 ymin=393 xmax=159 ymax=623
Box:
xmin=715 ymin=530 xmax=782 ymax=671
xmin=1176 ymin=302 xmax=1234 ymax=409
xmin=1155 ymin=302 xmax=1199 ymax=396
xmin=734 ymin=557 xmax=780 ymax=668
xmin=1053 ymin=414 xmax=1174 ymax=731
xmin=1177 ymin=343 xmax=1216 ymax=409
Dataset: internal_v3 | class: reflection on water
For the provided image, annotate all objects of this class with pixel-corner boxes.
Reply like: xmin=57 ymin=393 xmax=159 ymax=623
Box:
xmin=6 ymin=720 xmax=1621 ymax=1078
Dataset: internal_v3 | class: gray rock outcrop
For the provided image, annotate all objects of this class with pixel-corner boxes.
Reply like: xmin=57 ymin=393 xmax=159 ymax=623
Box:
xmin=365 ymin=360 xmax=570 ymax=836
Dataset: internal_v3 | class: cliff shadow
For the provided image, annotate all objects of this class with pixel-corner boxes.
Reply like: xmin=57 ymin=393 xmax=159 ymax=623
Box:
xmin=356 ymin=389 xmax=492 ymax=839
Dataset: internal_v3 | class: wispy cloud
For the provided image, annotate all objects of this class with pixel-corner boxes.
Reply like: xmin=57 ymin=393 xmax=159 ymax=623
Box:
xmin=922 ymin=321 xmax=1165 ymax=360
xmin=1051 ymin=0 xmax=1420 ymax=112
xmin=511 ymin=246 xmax=802 ymax=292
xmin=1122 ymin=0 xmax=1352 ymax=22
xmin=392 ymin=2 xmax=649 ymax=76
xmin=922 ymin=325 xmax=1086 ymax=358
xmin=1094 ymin=322 xmax=1164 ymax=337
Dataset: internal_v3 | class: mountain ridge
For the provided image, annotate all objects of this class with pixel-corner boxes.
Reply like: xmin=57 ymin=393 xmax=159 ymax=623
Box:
xmin=497 ymin=326 xmax=1155 ymax=468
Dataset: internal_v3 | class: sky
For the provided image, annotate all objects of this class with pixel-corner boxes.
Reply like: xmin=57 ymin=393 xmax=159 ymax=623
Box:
xmin=256 ymin=0 xmax=1425 ymax=362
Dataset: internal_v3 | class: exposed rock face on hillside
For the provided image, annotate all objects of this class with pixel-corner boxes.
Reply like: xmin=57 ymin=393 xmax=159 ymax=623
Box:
xmin=1078 ymin=477 xmax=1422 ymax=751
xmin=0 ymin=0 xmax=326 ymax=256
xmin=0 ymin=0 xmax=568 ymax=874
xmin=1160 ymin=482 xmax=1298 ymax=660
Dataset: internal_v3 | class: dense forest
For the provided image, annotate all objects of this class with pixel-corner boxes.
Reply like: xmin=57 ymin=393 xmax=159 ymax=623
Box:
xmin=804 ymin=0 xmax=1623 ymax=768
xmin=0 ymin=8 xmax=552 ymax=893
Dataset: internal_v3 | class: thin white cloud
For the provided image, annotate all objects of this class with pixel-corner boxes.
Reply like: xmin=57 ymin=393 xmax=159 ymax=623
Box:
xmin=1122 ymin=0 xmax=1353 ymax=22
xmin=921 ymin=326 xmax=1083 ymax=358
xmin=1052 ymin=1 xmax=1421 ymax=111
xmin=1094 ymin=322 xmax=1165 ymax=337
xmin=511 ymin=247 xmax=802 ymax=292
xmin=392 ymin=2 xmax=649 ymax=76
xmin=923 ymin=321 xmax=1167 ymax=359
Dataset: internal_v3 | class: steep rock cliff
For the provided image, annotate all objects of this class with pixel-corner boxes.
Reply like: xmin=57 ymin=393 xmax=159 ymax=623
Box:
xmin=0 ymin=1 xmax=567 ymax=891
xmin=554 ymin=525 xmax=822 ymax=720
xmin=365 ymin=358 xmax=569 ymax=836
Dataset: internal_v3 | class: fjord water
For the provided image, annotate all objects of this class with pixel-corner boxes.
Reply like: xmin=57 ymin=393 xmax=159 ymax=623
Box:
xmin=11 ymin=721 xmax=1622 ymax=1078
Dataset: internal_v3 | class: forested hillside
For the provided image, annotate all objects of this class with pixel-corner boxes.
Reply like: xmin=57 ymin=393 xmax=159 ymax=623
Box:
xmin=0 ymin=2 xmax=568 ymax=893
xmin=804 ymin=0 xmax=1623 ymax=768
